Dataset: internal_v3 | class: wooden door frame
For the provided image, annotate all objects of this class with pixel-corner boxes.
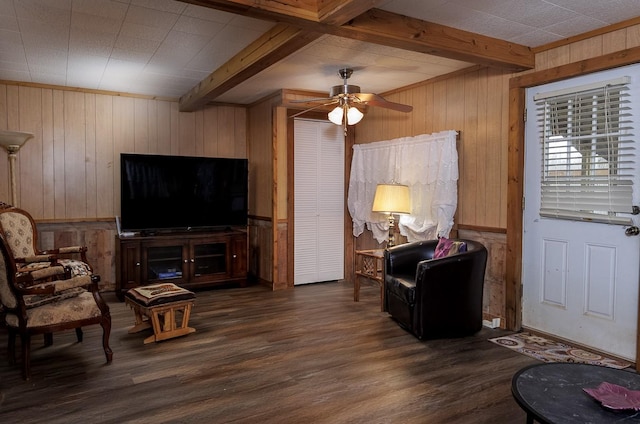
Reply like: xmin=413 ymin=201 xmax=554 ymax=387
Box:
xmin=506 ymin=46 xmax=640 ymax=368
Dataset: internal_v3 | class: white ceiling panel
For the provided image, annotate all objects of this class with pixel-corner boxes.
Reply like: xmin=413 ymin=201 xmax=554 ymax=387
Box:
xmin=0 ymin=0 xmax=639 ymax=105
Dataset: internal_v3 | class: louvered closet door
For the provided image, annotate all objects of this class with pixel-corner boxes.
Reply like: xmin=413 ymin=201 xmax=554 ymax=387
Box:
xmin=294 ymin=119 xmax=344 ymax=285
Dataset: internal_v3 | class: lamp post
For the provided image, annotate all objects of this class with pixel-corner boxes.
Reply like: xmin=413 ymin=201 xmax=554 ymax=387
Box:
xmin=0 ymin=130 xmax=33 ymax=206
xmin=372 ymin=183 xmax=411 ymax=247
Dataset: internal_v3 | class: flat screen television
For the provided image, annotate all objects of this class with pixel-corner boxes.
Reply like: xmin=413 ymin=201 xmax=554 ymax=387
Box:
xmin=120 ymin=153 xmax=248 ymax=233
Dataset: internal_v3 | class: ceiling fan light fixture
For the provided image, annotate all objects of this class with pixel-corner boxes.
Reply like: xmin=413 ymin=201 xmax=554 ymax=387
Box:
xmin=328 ymin=106 xmax=344 ymax=125
xmin=347 ymin=106 xmax=363 ymax=125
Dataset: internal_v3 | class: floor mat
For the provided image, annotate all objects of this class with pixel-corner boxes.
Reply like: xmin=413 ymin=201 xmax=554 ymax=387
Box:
xmin=489 ymin=332 xmax=632 ymax=369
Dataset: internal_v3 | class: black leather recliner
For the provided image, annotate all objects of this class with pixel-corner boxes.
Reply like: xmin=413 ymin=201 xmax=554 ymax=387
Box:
xmin=384 ymin=238 xmax=488 ymax=340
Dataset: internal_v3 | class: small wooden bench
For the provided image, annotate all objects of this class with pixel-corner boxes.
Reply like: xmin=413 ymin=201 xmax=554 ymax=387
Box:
xmin=125 ymin=283 xmax=196 ymax=344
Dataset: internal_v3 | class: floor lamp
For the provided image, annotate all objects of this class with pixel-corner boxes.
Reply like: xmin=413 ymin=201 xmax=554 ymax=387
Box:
xmin=0 ymin=130 xmax=33 ymax=207
xmin=372 ymin=183 xmax=411 ymax=247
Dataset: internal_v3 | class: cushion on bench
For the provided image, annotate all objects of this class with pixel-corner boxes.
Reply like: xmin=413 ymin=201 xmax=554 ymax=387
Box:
xmin=125 ymin=283 xmax=195 ymax=307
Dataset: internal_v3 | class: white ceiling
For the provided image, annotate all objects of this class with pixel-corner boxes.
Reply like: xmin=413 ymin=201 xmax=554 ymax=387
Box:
xmin=1 ymin=0 xmax=640 ymax=105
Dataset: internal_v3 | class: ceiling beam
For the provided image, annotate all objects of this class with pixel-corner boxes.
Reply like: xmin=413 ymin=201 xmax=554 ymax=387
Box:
xmin=179 ymin=0 xmax=533 ymax=70
xmin=179 ymin=24 xmax=321 ymax=112
xmin=335 ymin=9 xmax=534 ymax=72
xmin=178 ymin=0 xmax=383 ymax=111
xmin=177 ymin=0 xmax=534 ymax=110
xmin=177 ymin=0 xmax=385 ymax=23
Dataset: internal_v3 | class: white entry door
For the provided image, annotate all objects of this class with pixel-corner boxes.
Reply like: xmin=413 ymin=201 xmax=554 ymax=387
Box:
xmin=293 ymin=119 xmax=344 ymax=285
xmin=523 ymin=65 xmax=640 ymax=361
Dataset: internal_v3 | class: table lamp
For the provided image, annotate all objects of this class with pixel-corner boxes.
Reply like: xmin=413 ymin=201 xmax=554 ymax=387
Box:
xmin=0 ymin=130 xmax=34 ymax=206
xmin=372 ymin=183 xmax=411 ymax=247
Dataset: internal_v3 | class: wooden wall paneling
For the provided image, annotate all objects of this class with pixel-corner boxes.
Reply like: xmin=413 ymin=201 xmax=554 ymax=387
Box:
xmin=272 ymin=106 xmax=289 ymax=288
xmin=545 ymin=45 xmax=572 ymax=69
xmin=112 ymin=96 xmax=134 ymax=218
xmin=235 ymin=107 xmax=247 ymax=158
xmin=626 ymin=24 xmax=640 ymax=47
xmin=6 ymin=85 xmax=18 ymax=130
xmin=603 ymin=29 xmax=628 ymax=54
xmin=64 ymin=91 xmax=87 ymax=218
xmin=389 ymin=90 xmax=411 ymax=136
xmin=52 ymin=90 xmax=66 ymax=219
xmin=500 ymin=73 xmax=511 ymax=227
xmin=85 ymin=93 xmax=98 ymax=218
xmin=353 ymin=110 xmax=373 ymax=142
xmin=38 ymin=221 xmax=117 ymax=290
xmin=445 ymin=76 xmax=465 ymax=137
xmin=195 ymin=108 xmax=204 ymax=156
xmin=485 ymin=68 xmax=505 ymax=228
xmin=248 ymin=217 xmax=273 ymax=283
xmin=170 ymin=102 xmax=179 ymax=154
xmin=411 ymin=84 xmax=429 ymax=135
xmin=432 ymin=80 xmax=447 ymax=130
xmin=458 ymin=228 xmax=507 ymax=321
xmin=41 ymin=89 xmax=55 ymax=218
xmin=0 ymin=85 xmax=8 ymax=203
xmin=203 ymin=107 xmax=219 ymax=157
xmin=569 ymin=37 xmax=604 ymax=63
xmin=147 ymin=99 xmax=159 ymax=153
xmin=248 ymin=97 xmax=276 ymax=218
xmin=475 ymin=68 xmax=490 ymax=225
xmin=462 ymin=71 xmax=479 ymax=226
xmin=157 ymin=101 xmax=172 ymax=155
xmin=18 ymin=86 xmax=43 ymax=216
xmin=4 ymin=86 xmax=19 ymax=205
xmin=274 ymin=221 xmax=289 ymax=290
xmin=275 ymin=107 xmax=288 ymax=221
xmin=445 ymin=76 xmax=465 ymax=229
xmin=133 ymin=98 xmax=149 ymax=153
xmin=95 ymin=94 xmax=114 ymax=219
xmin=0 ymin=85 xmax=6 ymax=128
xmin=217 ymin=107 xmax=235 ymax=158
xmin=178 ymin=110 xmax=196 ymax=156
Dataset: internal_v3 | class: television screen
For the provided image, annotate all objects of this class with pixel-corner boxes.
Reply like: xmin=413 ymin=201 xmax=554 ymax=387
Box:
xmin=120 ymin=153 xmax=248 ymax=232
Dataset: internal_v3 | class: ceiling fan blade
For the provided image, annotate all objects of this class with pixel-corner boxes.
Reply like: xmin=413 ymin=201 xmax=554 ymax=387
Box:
xmin=355 ymin=93 xmax=413 ymax=113
xmin=289 ymin=100 xmax=339 ymax=118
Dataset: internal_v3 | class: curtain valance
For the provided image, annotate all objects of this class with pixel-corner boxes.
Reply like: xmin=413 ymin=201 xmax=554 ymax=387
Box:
xmin=347 ymin=130 xmax=458 ymax=243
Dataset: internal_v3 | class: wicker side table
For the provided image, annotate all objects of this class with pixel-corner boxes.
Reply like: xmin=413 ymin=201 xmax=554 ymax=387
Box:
xmin=354 ymin=249 xmax=385 ymax=311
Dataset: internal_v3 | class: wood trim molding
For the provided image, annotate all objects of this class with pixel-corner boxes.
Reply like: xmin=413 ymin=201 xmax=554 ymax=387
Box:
xmin=533 ymin=16 xmax=640 ymax=53
xmin=456 ymin=224 xmax=506 ymax=234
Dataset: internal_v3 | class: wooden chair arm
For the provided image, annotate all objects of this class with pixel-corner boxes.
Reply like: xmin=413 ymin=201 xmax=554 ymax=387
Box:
xmin=15 ymin=254 xmax=57 ymax=264
xmin=16 ymin=274 xmax=92 ymax=295
xmin=16 ymin=265 xmax=67 ymax=285
xmin=41 ymin=246 xmax=87 ymax=255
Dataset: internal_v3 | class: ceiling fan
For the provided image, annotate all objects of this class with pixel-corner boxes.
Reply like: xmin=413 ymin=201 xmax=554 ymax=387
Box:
xmin=291 ymin=68 xmax=413 ymax=132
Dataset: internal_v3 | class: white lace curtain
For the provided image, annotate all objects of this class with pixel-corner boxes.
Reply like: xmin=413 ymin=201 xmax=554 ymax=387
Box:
xmin=347 ymin=130 xmax=459 ymax=243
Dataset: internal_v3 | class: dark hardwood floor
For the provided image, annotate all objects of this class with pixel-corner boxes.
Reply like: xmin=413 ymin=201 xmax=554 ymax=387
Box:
xmin=0 ymin=281 xmax=535 ymax=423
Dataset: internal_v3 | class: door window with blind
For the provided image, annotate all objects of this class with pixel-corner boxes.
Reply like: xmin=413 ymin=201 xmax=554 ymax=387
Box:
xmin=535 ymin=77 xmax=636 ymax=224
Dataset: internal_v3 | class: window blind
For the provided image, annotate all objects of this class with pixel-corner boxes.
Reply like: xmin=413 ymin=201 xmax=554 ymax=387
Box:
xmin=536 ymin=78 xmax=635 ymax=225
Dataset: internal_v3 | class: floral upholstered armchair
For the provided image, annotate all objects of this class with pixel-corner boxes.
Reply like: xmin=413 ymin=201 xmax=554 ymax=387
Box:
xmin=0 ymin=228 xmax=112 ymax=380
xmin=0 ymin=202 xmax=93 ymax=278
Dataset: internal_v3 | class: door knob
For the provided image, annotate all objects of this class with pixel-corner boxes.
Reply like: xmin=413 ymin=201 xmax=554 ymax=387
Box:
xmin=625 ymin=226 xmax=640 ymax=236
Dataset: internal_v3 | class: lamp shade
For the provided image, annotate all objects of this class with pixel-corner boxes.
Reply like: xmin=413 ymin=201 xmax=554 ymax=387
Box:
xmin=328 ymin=106 xmax=344 ymax=125
xmin=346 ymin=106 xmax=363 ymax=125
xmin=372 ymin=183 xmax=411 ymax=214
xmin=0 ymin=130 xmax=33 ymax=153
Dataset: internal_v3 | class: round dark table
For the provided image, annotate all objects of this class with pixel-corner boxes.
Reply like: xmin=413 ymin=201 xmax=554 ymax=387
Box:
xmin=512 ymin=362 xmax=640 ymax=423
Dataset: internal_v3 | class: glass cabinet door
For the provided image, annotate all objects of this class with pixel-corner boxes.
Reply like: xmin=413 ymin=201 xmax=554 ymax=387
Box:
xmin=193 ymin=242 xmax=227 ymax=278
xmin=145 ymin=245 xmax=184 ymax=280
